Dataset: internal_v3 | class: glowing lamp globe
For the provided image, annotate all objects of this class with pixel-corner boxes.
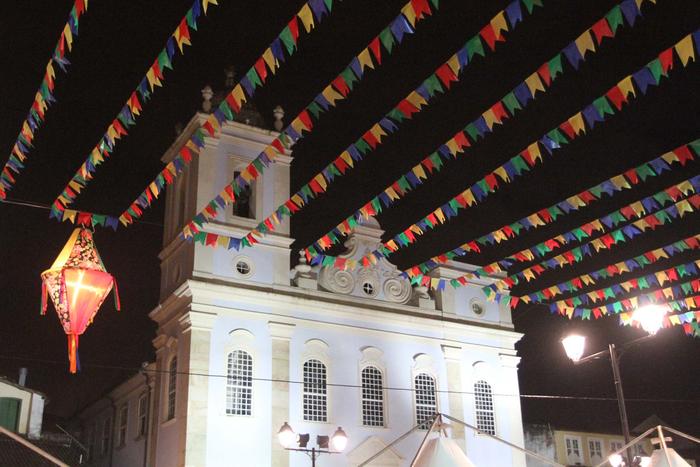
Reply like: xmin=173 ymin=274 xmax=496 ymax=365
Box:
xmin=632 ymin=304 xmax=666 ymax=335
xmin=41 ymin=228 xmax=120 ymax=373
xmin=561 ymin=334 xmax=586 ymax=362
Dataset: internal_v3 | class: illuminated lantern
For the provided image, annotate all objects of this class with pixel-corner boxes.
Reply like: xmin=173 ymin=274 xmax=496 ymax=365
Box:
xmin=40 ymin=228 xmax=120 ymax=373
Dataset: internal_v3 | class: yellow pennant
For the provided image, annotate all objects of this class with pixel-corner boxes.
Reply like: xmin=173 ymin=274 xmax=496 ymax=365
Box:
xmin=321 ymin=85 xmax=343 ymax=106
xmin=232 ymin=85 xmax=247 ymax=108
xmin=340 ymin=150 xmax=354 ymax=168
xmin=674 ymin=35 xmax=695 ymax=66
xmin=406 ymin=91 xmax=427 ymax=109
xmin=661 ymin=151 xmax=678 ymax=165
xmin=412 ymin=164 xmax=427 ymax=180
xmin=610 ymin=175 xmax=630 ymax=190
xmin=574 ymin=30 xmax=596 ymax=57
xmin=676 ymin=180 xmax=693 ymax=195
xmin=68 ymin=181 xmax=83 ymax=193
xmin=401 ymin=3 xmax=417 ymax=26
xmin=525 ymin=72 xmax=545 ymax=95
xmin=618 ymin=76 xmax=636 ymax=98
xmin=263 ymin=48 xmax=277 ymax=73
xmin=385 ymin=187 xmax=400 ymax=200
xmin=202 ymin=0 xmax=218 ymax=14
xmin=494 ymin=166 xmax=509 ymax=182
xmin=434 ymin=208 xmax=446 ymax=223
xmin=523 ymin=269 xmax=536 ymax=281
xmin=462 ymin=189 xmax=475 ymax=206
xmin=491 ymin=11 xmax=508 ymax=36
xmin=482 ymin=109 xmax=498 ymax=130
xmin=447 ymin=54 xmax=461 ymax=75
xmin=629 ymin=201 xmax=645 ymax=216
xmin=445 ymin=138 xmax=460 ymax=155
xmin=291 ymin=194 xmax=305 ymax=207
xmin=314 ymin=173 xmax=327 ymax=191
xmin=527 ymin=142 xmax=542 ymax=163
xmin=63 ymin=210 xmax=77 ymax=223
xmin=357 ymin=48 xmax=375 ymax=71
xmin=298 ymin=4 xmax=315 ymax=33
xmin=370 ymin=123 xmax=386 ymax=141
xmin=63 ymin=24 xmax=73 ymax=52
xmin=568 ymin=112 xmax=586 ymax=135
xmin=676 ymin=199 xmax=693 ymax=216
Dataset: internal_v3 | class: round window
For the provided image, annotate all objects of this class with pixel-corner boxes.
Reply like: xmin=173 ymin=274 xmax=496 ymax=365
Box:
xmin=362 ymin=282 xmax=375 ymax=296
xmin=235 ymin=260 xmax=251 ymax=276
xmin=471 ymin=300 xmax=485 ymax=316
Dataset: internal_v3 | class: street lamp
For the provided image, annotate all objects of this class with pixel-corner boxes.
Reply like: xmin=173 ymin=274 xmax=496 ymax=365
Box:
xmin=561 ymin=305 xmax=667 ymax=466
xmin=277 ymin=422 xmax=348 ymax=466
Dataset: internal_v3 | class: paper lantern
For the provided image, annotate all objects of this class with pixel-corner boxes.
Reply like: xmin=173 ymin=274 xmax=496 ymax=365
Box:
xmin=41 ymin=228 xmax=120 ymax=373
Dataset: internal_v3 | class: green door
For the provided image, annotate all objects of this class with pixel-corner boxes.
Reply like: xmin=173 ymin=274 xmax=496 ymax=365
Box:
xmin=0 ymin=398 xmax=21 ymax=432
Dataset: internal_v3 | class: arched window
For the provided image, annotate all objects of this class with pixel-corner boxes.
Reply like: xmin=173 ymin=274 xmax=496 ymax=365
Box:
xmin=414 ymin=373 xmax=437 ymax=428
xmin=166 ymin=357 xmax=177 ymax=420
xmin=474 ymin=380 xmax=495 ymax=435
xmin=226 ymin=350 xmax=253 ymax=415
xmin=303 ymin=359 xmax=327 ymax=422
xmin=361 ymin=366 xmax=385 ymax=427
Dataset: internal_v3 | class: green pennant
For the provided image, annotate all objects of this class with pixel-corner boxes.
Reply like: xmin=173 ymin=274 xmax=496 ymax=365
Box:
xmin=511 ymin=155 xmax=530 ymax=174
xmin=186 ymin=9 xmax=198 ymax=31
xmin=397 ymin=176 xmax=411 ymax=192
xmin=340 ymin=68 xmax=358 ymax=90
xmin=220 ymin=101 xmax=234 ymax=120
xmin=549 ymin=54 xmax=564 ymax=79
xmin=257 ymin=222 xmax=269 ymax=234
xmin=307 ymin=102 xmax=323 ymax=119
xmin=547 ymin=128 xmax=568 ymax=145
xmin=477 ymin=179 xmax=490 ymax=193
xmin=646 ymin=58 xmax=663 ymax=83
xmin=582 ymin=309 xmax=592 ymax=320
xmin=522 ymin=0 xmax=543 ymax=14
xmin=636 ymin=163 xmax=656 ymax=181
xmin=252 ymin=158 xmax=264 ymax=172
xmin=548 ymin=206 xmax=563 ymax=219
xmin=241 ymin=237 xmax=251 ymax=248
xmin=502 ymin=92 xmax=521 ymax=114
xmin=158 ymin=49 xmax=173 ymax=70
xmin=676 ymin=240 xmax=691 ymax=252
xmin=593 ymin=96 xmax=615 ymax=117
xmin=610 ymin=211 xmax=626 ymax=225
xmin=324 ymin=0 xmax=333 ymax=11
xmin=572 ymin=248 xmax=583 ymax=262
xmin=676 ymin=264 xmax=688 ymax=277
xmin=655 ymin=211 xmax=671 ymax=224
xmin=638 ymin=277 xmax=649 ymax=289
xmin=371 ymin=198 xmax=381 ymax=213
xmin=636 ymin=254 xmax=651 ymax=266
xmin=348 ymin=216 xmax=358 ymax=228
xmin=354 ymin=138 xmax=371 ymax=154
xmin=423 ymin=74 xmax=444 ymax=95
xmin=279 ymin=205 xmax=291 ymax=217
xmin=328 ymin=164 xmax=341 ymax=177
xmin=301 ymin=184 xmax=313 ymax=199
xmin=379 ymin=28 xmax=395 ymax=53
xmin=387 ymin=108 xmax=405 ymax=123
xmin=604 ymin=287 xmax=615 ymax=299
xmin=613 ymin=302 xmax=623 ymax=313
xmin=246 ymin=68 xmax=262 ymax=90
xmin=572 ymin=296 xmax=583 ymax=307
xmin=193 ymin=232 xmax=206 ymax=244
xmin=465 ymin=36 xmax=485 ymax=60
xmin=653 ymin=191 xmax=672 ymax=205
xmin=536 ymin=244 xmax=549 ymax=256
xmin=611 ymin=229 xmax=625 ymax=243
xmin=572 ymin=228 xmax=587 ymax=241
xmin=430 ymin=0 xmax=439 ymax=8
xmin=446 ymin=251 xmax=457 ymax=259
xmin=689 ymin=140 xmax=700 ymax=155
xmin=279 ymin=27 xmax=296 ymax=54
xmin=92 ymin=214 xmax=106 ymax=227
xmin=510 ymin=223 xmax=523 ymax=235
xmin=605 ymin=6 xmax=624 ymax=34
xmin=465 ymin=123 xmax=480 ymax=141
xmin=429 ymin=152 xmax=443 ymax=170
xmin=448 ymin=199 xmax=461 ymax=212
xmin=398 ymin=232 xmax=410 ymax=244
xmin=681 ymin=282 xmax=693 ymax=294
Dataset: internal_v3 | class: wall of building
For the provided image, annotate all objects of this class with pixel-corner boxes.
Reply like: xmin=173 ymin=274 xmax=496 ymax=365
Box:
xmin=552 ymin=429 xmax=652 ymax=466
xmin=0 ymin=379 xmax=44 ymax=437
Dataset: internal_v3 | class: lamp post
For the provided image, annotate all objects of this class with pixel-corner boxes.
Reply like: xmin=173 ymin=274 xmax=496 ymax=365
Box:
xmin=277 ymin=422 xmax=348 ymax=466
xmin=561 ymin=305 xmax=666 ymax=466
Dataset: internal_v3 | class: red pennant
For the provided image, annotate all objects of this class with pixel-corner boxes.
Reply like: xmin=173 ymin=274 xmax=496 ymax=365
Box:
xmin=559 ymin=121 xmax=575 ymax=139
xmin=673 ymin=146 xmax=694 ymax=165
xmin=591 ymin=18 xmax=614 ymax=44
xmin=453 ymin=131 xmax=470 ymax=149
xmin=226 ymin=93 xmax=240 ymax=114
xmin=411 ymin=0 xmax=432 ymax=19
xmin=397 ymin=100 xmax=419 ymax=118
xmin=334 ymin=157 xmax=349 ymax=174
xmin=332 ymin=76 xmax=350 ymax=97
xmin=658 ymin=48 xmax=674 ymax=73
xmin=537 ymin=63 xmax=552 ymax=86
xmin=491 ymin=101 xmax=508 ymax=122
xmin=606 ymin=86 xmax=626 ymax=110
xmin=205 ymin=233 xmax=217 ymax=246
xmin=254 ymin=58 xmax=268 ymax=83
xmin=298 ymin=110 xmax=313 ymax=130
xmin=479 ymin=24 xmax=498 ymax=51
xmin=625 ymin=168 xmax=639 ymax=185
xmin=369 ymin=37 xmax=382 ymax=64
xmin=271 ymin=138 xmax=285 ymax=154
xmin=435 ymin=63 xmax=457 ymax=89
xmin=288 ymin=17 xmax=300 ymax=42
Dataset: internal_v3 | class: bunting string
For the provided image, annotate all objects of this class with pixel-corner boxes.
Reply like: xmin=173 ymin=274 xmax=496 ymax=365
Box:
xmin=49 ymin=0 xmax=340 ymax=227
xmin=302 ymin=0 xmax=655 ymax=259
xmin=545 ymin=260 xmax=700 ymax=314
xmin=122 ymin=0 xmax=440 ymax=232
xmin=493 ymin=232 xmax=700 ymax=309
xmin=353 ymin=29 xmax=699 ymax=268
xmin=49 ymin=0 xmax=221 ymax=219
xmin=0 ymin=0 xmax=89 ymax=200
xmin=225 ymin=0 xmax=550 ymax=249
xmin=176 ymin=0 xmax=451 ymax=243
xmin=485 ymin=194 xmax=700 ymax=296
xmin=304 ymin=140 xmax=699 ymax=274
xmin=408 ymin=174 xmax=700 ymax=287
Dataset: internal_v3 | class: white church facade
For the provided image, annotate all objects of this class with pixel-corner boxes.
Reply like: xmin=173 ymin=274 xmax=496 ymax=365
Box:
xmin=76 ymin=110 xmax=527 ymax=467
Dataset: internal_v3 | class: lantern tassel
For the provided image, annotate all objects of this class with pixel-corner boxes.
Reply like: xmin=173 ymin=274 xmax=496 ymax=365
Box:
xmin=40 ymin=281 xmax=48 ymax=315
xmin=68 ymin=334 xmax=80 ymax=374
xmin=112 ymin=278 xmax=121 ymax=311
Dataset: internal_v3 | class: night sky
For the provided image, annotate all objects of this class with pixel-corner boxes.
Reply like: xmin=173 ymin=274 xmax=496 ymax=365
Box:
xmin=1 ymin=0 xmax=698 ymax=440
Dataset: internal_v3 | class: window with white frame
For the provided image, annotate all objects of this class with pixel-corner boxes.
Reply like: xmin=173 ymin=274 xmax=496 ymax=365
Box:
xmin=610 ymin=440 xmax=624 ymax=454
xmin=226 ymin=350 xmax=253 ymax=415
xmin=303 ymin=359 xmax=327 ymax=422
xmin=361 ymin=366 xmax=385 ymax=427
xmin=565 ymin=436 xmax=582 ymax=464
xmin=137 ymin=394 xmax=148 ymax=437
xmin=166 ymin=357 xmax=177 ymax=421
xmin=474 ymin=380 xmax=496 ymax=435
xmin=414 ymin=373 xmax=437 ymax=428
xmin=101 ymin=417 xmax=111 ymax=455
xmin=117 ymin=405 xmax=128 ymax=447
xmin=589 ymin=439 xmax=603 ymax=462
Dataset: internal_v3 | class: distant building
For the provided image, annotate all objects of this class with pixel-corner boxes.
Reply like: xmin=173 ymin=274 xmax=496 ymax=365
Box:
xmin=0 ymin=371 xmax=46 ymax=439
xmin=74 ymin=99 xmax=528 ymax=466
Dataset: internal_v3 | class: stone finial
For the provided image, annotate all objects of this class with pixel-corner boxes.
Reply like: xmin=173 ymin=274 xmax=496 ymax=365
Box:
xmin=273 ymin=105 xmax=285 ymax=131
xmin=294 ymin=250 xmax=311 ymax=276
xmin=201 ymin=85 xmax=213 ymax=113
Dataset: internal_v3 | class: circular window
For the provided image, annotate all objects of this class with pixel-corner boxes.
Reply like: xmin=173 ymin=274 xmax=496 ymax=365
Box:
xmin=233 ymin=257 xmax=253 ymax=277
xmin=362 ymin=282 xmax=375 ymax=296
xmin=470 ymin=299 xmax=485 ymax=316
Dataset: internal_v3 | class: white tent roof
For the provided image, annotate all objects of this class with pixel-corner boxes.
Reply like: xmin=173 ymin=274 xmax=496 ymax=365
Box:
xmin=648 ymin=448 xmax=692 ymax=467
xmin=412 ymin=437 xmax=477 ymax=467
